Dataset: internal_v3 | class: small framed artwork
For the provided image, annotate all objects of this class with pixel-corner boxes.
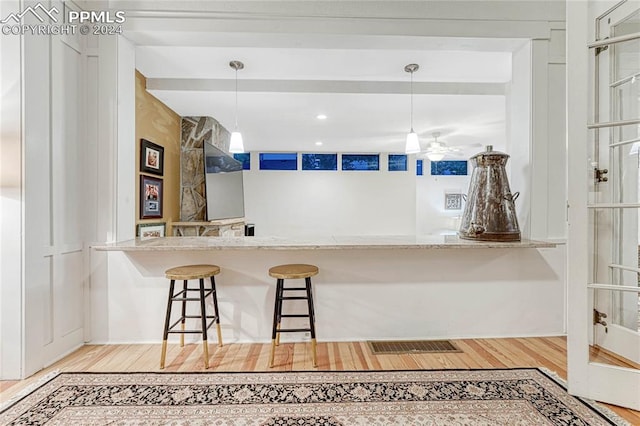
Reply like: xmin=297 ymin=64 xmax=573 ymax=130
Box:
xmin=140 ymin=139 xmax=164 ymax=176
xmin=138 ymin=222 xmax=166 ymax=240
xmin=444 ymin=193 xmax=463 ymax=210
xmin=140 ymin=175 xmax=163 ymax=219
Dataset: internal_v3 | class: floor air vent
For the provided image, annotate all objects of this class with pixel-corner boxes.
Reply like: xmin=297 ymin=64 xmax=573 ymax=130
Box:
xmin=368 ymin=340 xmax=462 ymax=354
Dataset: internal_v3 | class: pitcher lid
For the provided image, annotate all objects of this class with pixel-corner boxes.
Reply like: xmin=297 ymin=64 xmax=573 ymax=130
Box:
xmin=470 ymin=145 xmax=510 ymax=160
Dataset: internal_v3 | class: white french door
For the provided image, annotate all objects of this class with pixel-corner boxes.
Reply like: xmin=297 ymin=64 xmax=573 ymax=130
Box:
xmin=591 ymin=1 xmax=640 ymax=366
xmin=568 ymin=0 xmax=640 ymax=411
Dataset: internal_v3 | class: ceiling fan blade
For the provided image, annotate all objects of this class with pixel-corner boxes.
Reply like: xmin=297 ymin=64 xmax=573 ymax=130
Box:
xmin=444 ymin=140 xmax=483 ymax=147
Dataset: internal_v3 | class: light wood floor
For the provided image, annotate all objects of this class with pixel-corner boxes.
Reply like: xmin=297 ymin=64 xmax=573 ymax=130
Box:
xmin=2 ymin=337 xmax=639 ymax=424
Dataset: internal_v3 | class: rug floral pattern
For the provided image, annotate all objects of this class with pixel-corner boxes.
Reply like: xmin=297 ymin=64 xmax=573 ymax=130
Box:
xmin=0 ymin=369 xmax=622 ymax=425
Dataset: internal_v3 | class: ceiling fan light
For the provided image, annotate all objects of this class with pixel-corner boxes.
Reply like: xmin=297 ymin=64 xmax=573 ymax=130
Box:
xmin=427 ymin=152 xmax=445 ymax=162
xmin=229 ymin=131 xmax=244 ymax=153
xmin=405 ymin=131 xmax=420 ymax=154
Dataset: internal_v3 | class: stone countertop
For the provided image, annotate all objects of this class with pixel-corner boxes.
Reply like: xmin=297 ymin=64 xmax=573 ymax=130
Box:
xmin=92 ymin=235 xmax=557 ymax=251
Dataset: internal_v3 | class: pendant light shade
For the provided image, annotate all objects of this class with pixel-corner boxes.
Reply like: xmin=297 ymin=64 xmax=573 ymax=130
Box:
xmin=404 ymin=63 xmax=420 ymax=154
xmin=229 ymin=131 xmax=244 ymax=153
xmin=229 ymin=60 xmax=245 ymax=153
xmin=405 ymin=131 xmax=420 ymax=154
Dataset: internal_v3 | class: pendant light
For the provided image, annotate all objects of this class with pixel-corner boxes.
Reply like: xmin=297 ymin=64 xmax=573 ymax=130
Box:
xmin=404 ymin=63 xmax=420 ymax=154
xmin=229 ymin=60 xmax=245 ymax=153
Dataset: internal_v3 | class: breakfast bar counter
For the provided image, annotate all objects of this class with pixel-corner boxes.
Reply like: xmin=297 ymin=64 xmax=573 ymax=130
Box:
xmin=89 ymin=235 xmax=565 ymax=346
xmin=93 ymin=235 xmax=555 ymax=252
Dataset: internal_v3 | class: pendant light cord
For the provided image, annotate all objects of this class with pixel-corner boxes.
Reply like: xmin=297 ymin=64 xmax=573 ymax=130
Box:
xmin=234 ymin=68 xmax=239 ymax=130
xmin=410 ymin=71 xmax=414 ymax=131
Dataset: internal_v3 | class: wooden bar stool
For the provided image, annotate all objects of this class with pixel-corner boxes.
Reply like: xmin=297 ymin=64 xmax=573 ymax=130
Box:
xmin=160 ymin=264 xmax=223 ymax=369
xmin=268 ymin=264 xmax=319 ymax=367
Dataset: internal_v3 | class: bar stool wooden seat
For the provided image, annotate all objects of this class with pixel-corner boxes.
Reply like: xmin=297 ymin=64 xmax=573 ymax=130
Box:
xmin=160 ymin=264 xmax=223 ymax=369
xmin=269 ymin=263 xmax=319 ymax=367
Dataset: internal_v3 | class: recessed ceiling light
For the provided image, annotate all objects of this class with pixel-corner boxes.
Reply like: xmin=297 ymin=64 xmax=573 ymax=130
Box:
xmin=316 ymin=114 xmax=327 ymax=120
xmin=315 ymin=141 xmax=323 ymax=146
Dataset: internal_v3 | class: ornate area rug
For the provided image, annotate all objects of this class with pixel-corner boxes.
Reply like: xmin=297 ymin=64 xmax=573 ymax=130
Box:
xmin=0 ymin=369 xmax=626 ymax=425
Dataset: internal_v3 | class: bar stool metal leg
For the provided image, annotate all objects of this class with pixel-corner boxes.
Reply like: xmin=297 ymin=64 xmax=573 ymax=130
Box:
xmin=305 ymin=277 xmax=318 ymax=367
xmin=275 ymin=278 xmax=284 ymax=347
xmin=160 ymin=279 xmax=176 ymax=369
xmin=180 ymin=280 xmax=187 ymax=347
xmin=198 ymin=278 xmax=210 ymax=369
xmin=210 ymin=276 xmax=223 ymax=347
xmin=269 ymin=278 xmax=283 ymax=367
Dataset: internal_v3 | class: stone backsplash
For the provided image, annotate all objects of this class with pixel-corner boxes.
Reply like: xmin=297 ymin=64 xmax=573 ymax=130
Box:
xmin=180 ymin=116 xmax=230 ymax=221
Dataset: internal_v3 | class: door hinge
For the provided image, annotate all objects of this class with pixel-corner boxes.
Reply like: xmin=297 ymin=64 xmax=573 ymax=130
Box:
xmin=593 ymin=309 xmax=608 ymax=333
xmin=594 ymin=167 xmax=609 ymax=183
xmin=595 ymin=38 xmax=609 ymax=55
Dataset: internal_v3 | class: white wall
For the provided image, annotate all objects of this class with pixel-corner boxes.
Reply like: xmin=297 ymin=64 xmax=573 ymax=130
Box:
xmin=506 ymin=30 xmax=567 ymax=242
xmin=88 ymin=34 xmax=136 ymax=344
xmin=543 ymin=31 xmax=568 ymax=240
xmin=243 ymin=153 xmax=417 ymax=236
xmin=116 ymin=37 xmax=136 ymax=242
xmin=415 ymin=165 xmax=471 ymax=235
xmin=507 ymin=42 xmax=533 ymax=239
xmin=243 ymin=154 xmax=475 ymax=237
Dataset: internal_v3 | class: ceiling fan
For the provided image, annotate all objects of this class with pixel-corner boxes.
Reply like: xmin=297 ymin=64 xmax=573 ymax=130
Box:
xmin=421 ymin=132 xmax=480 ymax=162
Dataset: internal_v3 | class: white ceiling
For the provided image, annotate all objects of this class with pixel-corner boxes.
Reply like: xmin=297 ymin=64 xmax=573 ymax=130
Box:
xmin=134 ymin=33 xmax=520 ymax=156
xmin=136 ymin=46 xmax=512 ymax=82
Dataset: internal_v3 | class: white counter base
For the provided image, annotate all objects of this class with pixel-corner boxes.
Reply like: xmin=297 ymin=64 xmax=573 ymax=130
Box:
xmin=89 ymin=241 xmax=566 ymax=345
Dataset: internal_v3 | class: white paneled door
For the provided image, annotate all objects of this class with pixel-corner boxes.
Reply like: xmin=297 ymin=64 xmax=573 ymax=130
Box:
xmin=568 ymin=0 xmax=640 ymax=411
xmin=47 ymin=7 xmax=86 ymax=367
xmin=31 ymin=0 xmax=87 ymax=372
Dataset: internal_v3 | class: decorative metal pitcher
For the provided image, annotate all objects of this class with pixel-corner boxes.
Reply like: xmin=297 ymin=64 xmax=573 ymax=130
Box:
xmin=458 ymin=145 xmax=521 ymax=242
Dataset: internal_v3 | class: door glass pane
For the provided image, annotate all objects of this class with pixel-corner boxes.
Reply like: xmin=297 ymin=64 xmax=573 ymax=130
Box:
xmin=610 ymin=133 xmax=640 ymax=204
xmin=614 ymin=39 xmax=640 ymax=82
xmin=611 ymin=79 xmax=640 ymax=122
xmin=592 ymin=288 xmax=640 ymax=368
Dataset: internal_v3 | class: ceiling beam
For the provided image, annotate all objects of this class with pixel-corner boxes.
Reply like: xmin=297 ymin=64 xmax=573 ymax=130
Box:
xmin=113 ymin=1 xmax=565 ymax=22
xmin=146 ymin=78 xmax=506 ymax=96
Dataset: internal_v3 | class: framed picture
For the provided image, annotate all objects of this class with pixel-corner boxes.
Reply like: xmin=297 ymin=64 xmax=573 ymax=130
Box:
xmin=140 ymin=175 xmax=163 ymax=219
xmin=140 ymin=139 xmax=164 ymax=176
xmin=444 ymin=193 xmax=463 ymax=210
xmin=138 ymin=222 xmax=166 ymax=240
